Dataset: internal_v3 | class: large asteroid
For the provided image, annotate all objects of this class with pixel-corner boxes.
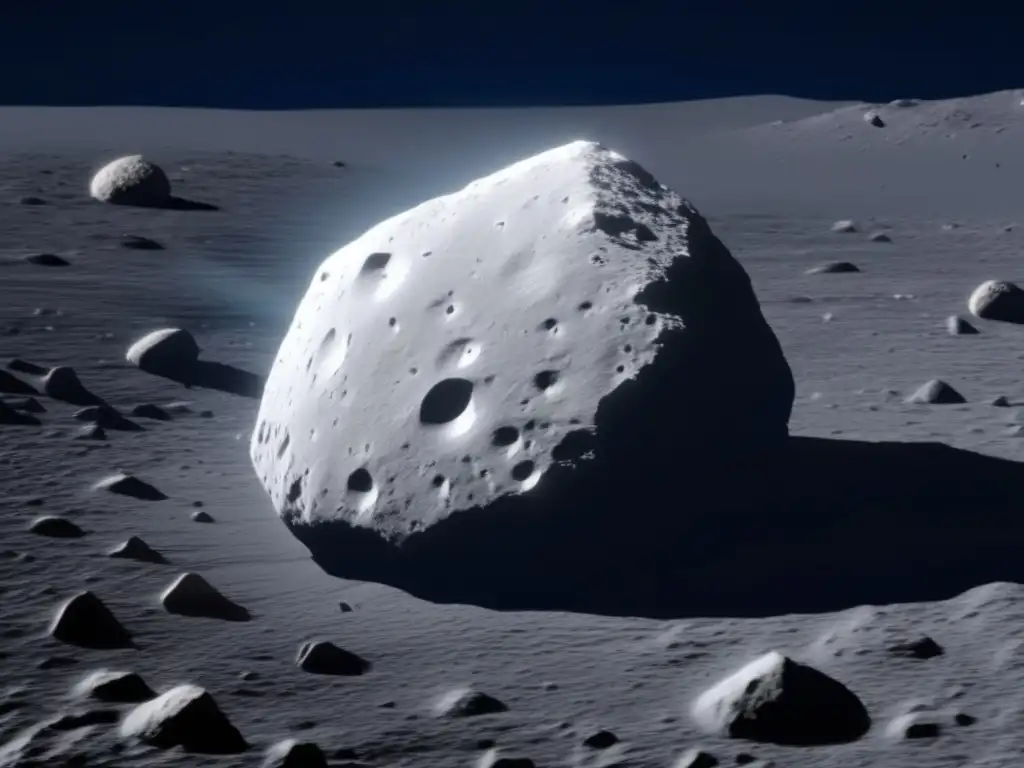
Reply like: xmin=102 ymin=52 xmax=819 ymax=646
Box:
xmin=89 ymin=155 xmax=171 ymax=207
xmin=250 ymin=141 xmax=794 ymax=612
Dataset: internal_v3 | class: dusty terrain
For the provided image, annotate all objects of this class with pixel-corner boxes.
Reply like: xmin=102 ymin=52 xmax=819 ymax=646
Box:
xmin=3 ymin=92 xmax=1024 ymax=767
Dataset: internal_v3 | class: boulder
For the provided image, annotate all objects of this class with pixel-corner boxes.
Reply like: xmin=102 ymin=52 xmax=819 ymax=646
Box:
xmin=74 ymin=669 xmax=156 ymax=703
xmin=691 ymin=651 xmax=870 ymax=745
xmin=968 ymin=279 xmax=1024 ymax=323
xmin=119 ymin=684 xmax=247 ymax=753
xmin=262 ymin=738 xmax=328 ymax=768
xmin=89 ymin=155 xmax=171 ymax=207
xmin=249 ymin=141 xmax=793 ymax=606
xmin=126 ymin=328 xmax=200 ymax=377
xmin=49 ymin=591 xmax=133 ymax=649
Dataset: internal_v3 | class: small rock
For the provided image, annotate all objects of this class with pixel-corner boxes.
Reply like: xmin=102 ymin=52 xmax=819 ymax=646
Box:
xmin=478 ymin=749 xmax=535 ymax=768
xmin=94 ymin=472 xmax=167 ymax=500
xmin=74 ymin=405 xmax=142 ymax=431
xmin=0 ymin=400 xmax=41 ymax=425
xmin=126 ymin=328 xmax=200 ymax=377
xmin=805 ymin=261 xmax=860 ymax=275
xmin=192 ymin=509 xmax=214 ymax=523
xmin=864 ymin=111 xmax=885 ymax=127
xmin=968 ymin=280 xmax=1024 ymax=323
xmin=582 ymin=729 xmax=619 ymax=749
xmin=29 ymin=515 xmax=85 ymax=538
xmin=161 ymin=572 xmax=250 ymax=621
xmin=42 ymin=366 xmax=101 ymax=406
xmin=831 ymin=220 xmax=857 ymax=233
xmin=120 ymin=235 xmax=165 ymax=251
xmin=25 ymin=253 xmax=71 ymax=267
xmin=296 ymin=640 xmax=371 ymax=676
xmin=868 ymin=232 xmax=892 ymax=243
xmin=673 ymin=748 xmax=719 ymax=768
xmin=887 ymin=636 xmax=944 ymax=660
xmin=0 ymin=369 xmax=38 ymax=395
xmin=120 ymin=684 xmax=248 ymax=754
xmin=906 ymin=379 xmax=966 ymax=405
xmin=886 ymin=712 xmax=941 ymax=740
xmin=49 ymin=591 xmax=133 ymax=649
xmin=107 ymin=536 xmax=168 ymax=564
xmin=19 ymin=195 xmax=47 ymax=205
xmin=90 ymin=156 xmax=172 ymax=208
xmin=338 ymin=601 xmax=353 ymax=612
xmin=130 ymin=403 xmax=172 ymax=421
xmin=74 ymin=423 xmax=107 ymax=441
xmin=991 ymin=395 xmax=1011 ymax=407
xmin=74 ymin=669 xmax=156 ymax=703
xmin=263 ymin=738 xmax=328 ymax=768
xmin=946 ymin=315 xmax=979 ymax=335
xmin=8 ymin=396 xmax=45 ymax=413
xmin=434 ymin=688 xmax=507 ymax=718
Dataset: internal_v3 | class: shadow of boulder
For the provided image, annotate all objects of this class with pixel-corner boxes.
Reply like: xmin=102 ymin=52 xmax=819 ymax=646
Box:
xmin=160 ymin=196 xmax=220 ymax=212
xmin=143 ymin=359 xmax=263 ymax=399
xmin=289 ymin=435 xmax=1024 ymax=618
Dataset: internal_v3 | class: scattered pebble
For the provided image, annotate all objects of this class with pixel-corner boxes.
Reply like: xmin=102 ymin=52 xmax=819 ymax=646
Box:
xmin=25 ymin=253 xmax=71 ymax=267
xmin=74 ymin=669 xmax=156 ymax=703
xmin=161 ymin=572 xmax=251 ymax=621
xmin=263 ymin=738 xmax=328 ymax=768
xmin=434 ymin=688 xmax=508 ymax=718
xmin=49 ymin=591 xmax=134 ymax=649
xmin=946 ymin=315 xmax=979 ymax=335
xmin=94 ymin=472 xmax=167 ymax=500
xmin=192 ymin=509 xmax=214 ymax=523
xmin=805 ymin=261 xmax=860 ymax=275
xmin=107 ymin=535 xmax=168 ymax=564
xmin=120 ymin=234 xmax=165 ymax=250
xmin=906 ymin=379 xmax=966 ymax=405
xmin=295 ymin=640 xmax=371 ymax=676
xmin=29 ymin=515 xmax=85 ymax=538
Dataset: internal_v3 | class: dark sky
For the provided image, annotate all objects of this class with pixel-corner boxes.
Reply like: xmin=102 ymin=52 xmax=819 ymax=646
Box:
xmin=3 ymin=2 xmax=1019 ymax=109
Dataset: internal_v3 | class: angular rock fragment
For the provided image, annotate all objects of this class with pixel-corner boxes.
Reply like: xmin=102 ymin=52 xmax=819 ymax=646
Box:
xmin=107 ymin=536 xmax=168 ymax=564
xmin=295 ymin=640 xmax=370 ymax=676
xmin=906 ymin=379 xmax=966 ymax=405
xmin=691 ymin=651 xmax=870 ymax=745
xmin=94 ymin=472 xmax=167 ymax=500
xmin=49 ymin=591 xmax=133 ymax=649
xmin=74 ymin=669 xmax=156 ymax=703
xmin=434 ymin=687 xmax=507 ymax=718
xmin=160 ymin=572 xmax=250 ymax=621
xmin=119 ymin=684 xmax=248 ymax=753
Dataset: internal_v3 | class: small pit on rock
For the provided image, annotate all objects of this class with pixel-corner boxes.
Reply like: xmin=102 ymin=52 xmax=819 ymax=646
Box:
xmin=420 ymin=378 xmax=475 ymax=426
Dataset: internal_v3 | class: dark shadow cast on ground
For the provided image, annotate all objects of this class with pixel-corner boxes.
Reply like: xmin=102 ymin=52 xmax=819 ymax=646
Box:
xmin=149 ymin=360 xmax=264 ymax=399
xmin=284 ymin=205 xmax=1024 ymax=619
xmin=290 ymin=436 xmax=1024 ymax=619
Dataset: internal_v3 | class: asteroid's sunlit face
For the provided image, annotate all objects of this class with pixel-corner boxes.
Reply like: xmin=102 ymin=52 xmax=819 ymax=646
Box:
xmin=251 ymin=141 xmax=694 ymax=535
